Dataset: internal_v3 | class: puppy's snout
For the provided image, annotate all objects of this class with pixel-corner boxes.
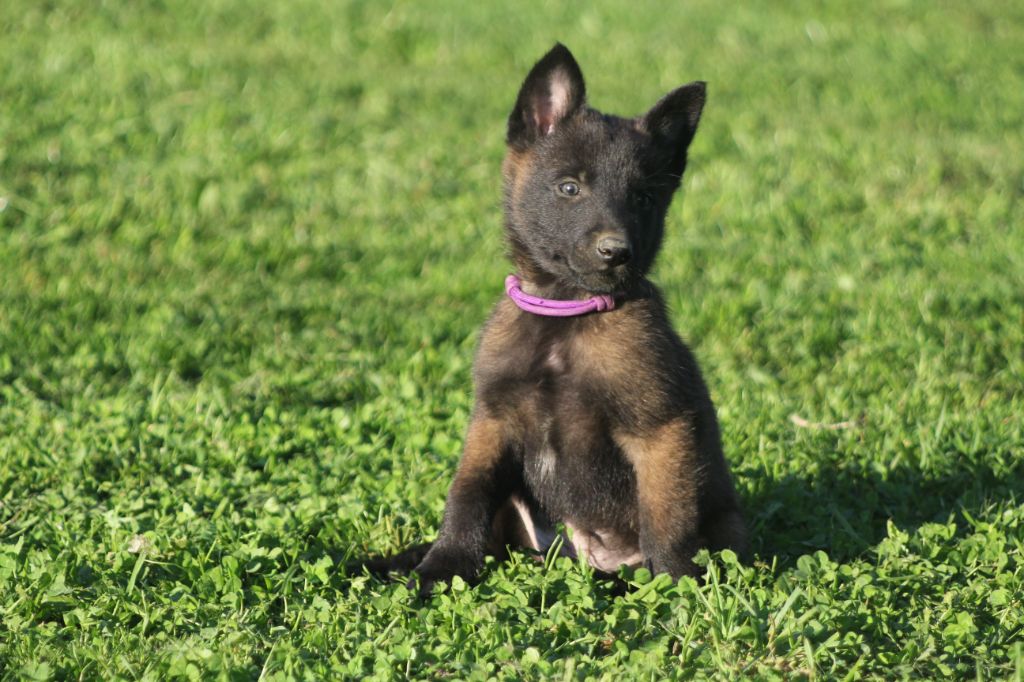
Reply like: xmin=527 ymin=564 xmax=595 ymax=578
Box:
xmin=595 ymin=235 xmax=632 ymax=267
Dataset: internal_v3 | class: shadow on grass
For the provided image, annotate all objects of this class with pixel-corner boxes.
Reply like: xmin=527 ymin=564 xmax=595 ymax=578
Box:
xmin=744 ymin=449 xmax=1023 ymax=566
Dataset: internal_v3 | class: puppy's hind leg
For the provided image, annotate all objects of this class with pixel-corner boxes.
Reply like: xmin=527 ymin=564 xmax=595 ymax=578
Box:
xmin=345 ymin=542 xmax=434 ymax=578
xmin=353 ymin=494 xmax=525 ymax=582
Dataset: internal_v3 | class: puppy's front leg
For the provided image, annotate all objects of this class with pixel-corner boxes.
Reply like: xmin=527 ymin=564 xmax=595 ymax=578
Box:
xmin=411 ymin=414 xmax=513 ymax=596
xmin=617 ymin=418 xmax=704 ymax=579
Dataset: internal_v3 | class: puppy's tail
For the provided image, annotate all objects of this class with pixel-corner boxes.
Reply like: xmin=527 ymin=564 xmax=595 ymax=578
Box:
xmin=345 ymin=542 xmax=433 ymax=577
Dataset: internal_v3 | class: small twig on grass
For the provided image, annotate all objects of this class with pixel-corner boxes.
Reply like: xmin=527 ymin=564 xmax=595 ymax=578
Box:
xmin=789 ymin=413 xmax=860 ymax=431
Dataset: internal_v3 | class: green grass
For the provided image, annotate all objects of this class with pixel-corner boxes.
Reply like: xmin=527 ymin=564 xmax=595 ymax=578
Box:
xmin=2 ymin=0 xmax=1023 ymax=678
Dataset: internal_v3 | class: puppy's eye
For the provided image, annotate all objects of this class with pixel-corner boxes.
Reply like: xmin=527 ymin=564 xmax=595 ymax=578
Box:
xmin=633 ymin=191 xmax=653 ymax=208
xmin=557 ymin=181 xmax=580 ymax=197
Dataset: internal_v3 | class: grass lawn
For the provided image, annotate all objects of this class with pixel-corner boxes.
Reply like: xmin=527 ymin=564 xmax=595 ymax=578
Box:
xmin=2 ymin=0 xmax=1023 ymax=678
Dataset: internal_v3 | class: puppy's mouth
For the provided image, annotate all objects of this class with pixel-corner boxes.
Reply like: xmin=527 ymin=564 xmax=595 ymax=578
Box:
xmin=529 ymin=249 xmax=630 ymax=295
xmin=560 ymin=256 xmax=630 ymax=295
xmin=573 ymin=269 xmax=628 ymax=294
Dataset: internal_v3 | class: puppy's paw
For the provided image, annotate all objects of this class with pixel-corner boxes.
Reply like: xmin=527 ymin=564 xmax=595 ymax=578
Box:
xmin=407 ymin=549 xmax=482 ymax=598
xmin=647 ymin=551 xmax=704 ymax=581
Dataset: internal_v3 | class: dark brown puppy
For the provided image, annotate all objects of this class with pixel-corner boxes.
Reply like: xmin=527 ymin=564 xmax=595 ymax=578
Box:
xmin=365 ymin=44 xmax=746 ymax=596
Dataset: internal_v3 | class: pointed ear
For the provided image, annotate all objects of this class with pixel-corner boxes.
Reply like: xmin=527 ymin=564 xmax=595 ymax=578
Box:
xmin=507 ymin=43 xmax=586 ymax=149
xmin=640 ymin=81 xmax=706 ymax=154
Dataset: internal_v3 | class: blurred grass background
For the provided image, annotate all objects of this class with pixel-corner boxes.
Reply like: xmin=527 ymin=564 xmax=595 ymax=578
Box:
xmin=1 ymin=0 xmax=1022 ymax=678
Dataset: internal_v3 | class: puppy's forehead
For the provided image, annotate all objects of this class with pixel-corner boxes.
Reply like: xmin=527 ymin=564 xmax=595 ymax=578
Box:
xmin=541 ymin=112 xmax=651 ymax=180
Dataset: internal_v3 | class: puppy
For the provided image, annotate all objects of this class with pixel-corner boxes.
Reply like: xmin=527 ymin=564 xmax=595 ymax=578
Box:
xmin=361 ymin=44 xmax=746 ymax=596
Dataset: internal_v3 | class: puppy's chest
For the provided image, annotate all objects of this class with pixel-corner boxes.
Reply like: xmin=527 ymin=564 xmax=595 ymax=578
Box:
xmin=483 ymin=330 xmax=621 ymax=435
xmin=505 ymin=341 xmax=633 ymax=511
xmin=527 ymin=340 xmax=598 ymax=424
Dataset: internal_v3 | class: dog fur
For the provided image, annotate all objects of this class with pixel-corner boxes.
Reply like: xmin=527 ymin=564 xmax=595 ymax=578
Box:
xmin=357 ymin=44 xmax=746 ymax=596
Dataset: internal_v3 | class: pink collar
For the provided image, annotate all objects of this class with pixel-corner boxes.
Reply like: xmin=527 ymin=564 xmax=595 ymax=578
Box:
xmin=504 ymin=274 xmax=617 ymax=317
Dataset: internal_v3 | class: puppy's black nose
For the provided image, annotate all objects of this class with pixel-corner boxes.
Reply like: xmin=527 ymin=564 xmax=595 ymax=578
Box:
xmin=596 ymin=235 xmax=632 ymax=267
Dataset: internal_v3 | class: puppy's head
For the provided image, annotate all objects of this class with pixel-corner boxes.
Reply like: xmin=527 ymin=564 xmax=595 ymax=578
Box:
xmin=502 ymin=44 xmax=705 ymax=295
